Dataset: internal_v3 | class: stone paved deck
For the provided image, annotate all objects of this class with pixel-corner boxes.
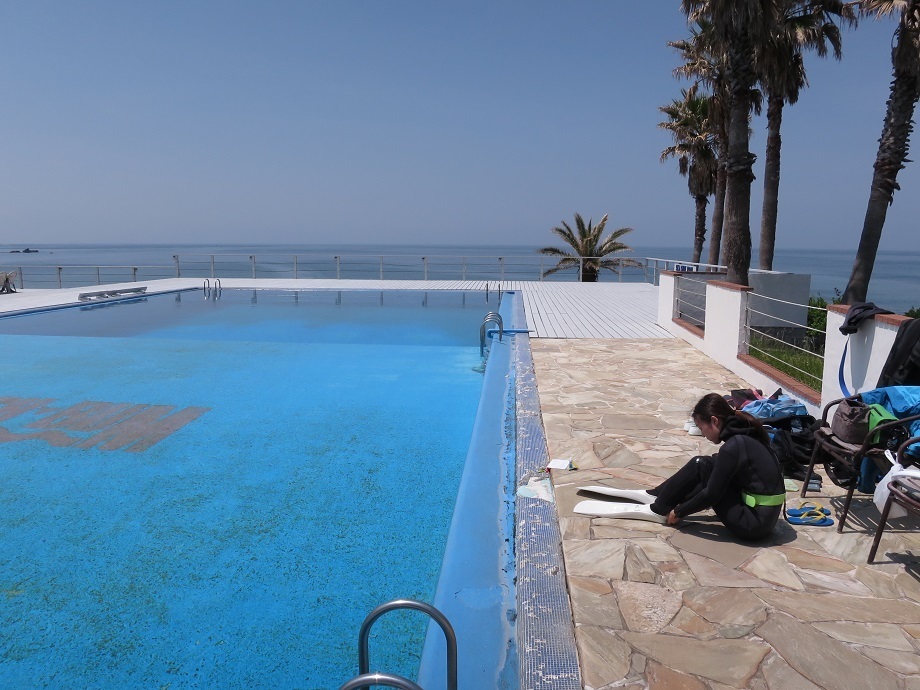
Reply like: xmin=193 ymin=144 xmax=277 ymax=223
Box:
xmin=532 ymin=338 xmax=920 ymax=690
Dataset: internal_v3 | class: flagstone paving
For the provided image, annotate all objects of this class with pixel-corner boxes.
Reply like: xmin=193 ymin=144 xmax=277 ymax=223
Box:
xmin=531 ymin=338 xmax=920 ymax=690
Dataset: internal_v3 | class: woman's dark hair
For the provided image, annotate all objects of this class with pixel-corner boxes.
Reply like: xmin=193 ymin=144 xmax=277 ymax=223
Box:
xmin=692 ymin=393 xmax=771 ymax=447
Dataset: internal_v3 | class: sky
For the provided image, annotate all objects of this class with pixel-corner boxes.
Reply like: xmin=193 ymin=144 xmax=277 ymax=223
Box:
xmin=0 ymin=2 xmax=917 ymax=253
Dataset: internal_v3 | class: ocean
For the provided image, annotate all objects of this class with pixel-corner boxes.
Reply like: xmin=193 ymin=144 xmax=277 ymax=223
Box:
xmin=2 ymin=242 xmax=917 ymax=314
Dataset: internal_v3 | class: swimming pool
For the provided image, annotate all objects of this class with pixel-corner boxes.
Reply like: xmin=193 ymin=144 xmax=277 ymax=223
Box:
xmin=0 ymin=289 xmax=511 ymax=687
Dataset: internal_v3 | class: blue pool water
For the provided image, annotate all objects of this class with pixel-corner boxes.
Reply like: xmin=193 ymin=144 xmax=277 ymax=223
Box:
xmin=0 ymin=290 xmax=491 ymax=688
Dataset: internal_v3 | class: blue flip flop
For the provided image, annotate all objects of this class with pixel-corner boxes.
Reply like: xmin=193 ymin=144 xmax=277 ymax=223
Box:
xmin=787 ymin=510 xmax=834 ymax=527
xmin=787 ymin=501 xmax=830 ymax=518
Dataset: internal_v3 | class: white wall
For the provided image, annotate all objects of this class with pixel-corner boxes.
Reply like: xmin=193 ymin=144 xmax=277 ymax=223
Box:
xmin=820 ymin=308 xmax=907 ymax=406
xmin=657 ymin=274 xmax=824 ymax=416
xmin=657 ymin=272 xmax=676 ymax=326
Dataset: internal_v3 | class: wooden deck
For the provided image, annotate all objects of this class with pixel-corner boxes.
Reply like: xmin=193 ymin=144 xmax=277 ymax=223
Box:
xmin=0 ymin=278 xmax=672 ymax=339
xmin=509 ymin=281 xmax=670 ymax=339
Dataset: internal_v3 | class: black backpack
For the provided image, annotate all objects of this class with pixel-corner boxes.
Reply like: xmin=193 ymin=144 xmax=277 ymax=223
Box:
xmin=762 ymin=414 xmax=818 ymax=480
xmin=878 ymin=317 xmax=920 ymax=387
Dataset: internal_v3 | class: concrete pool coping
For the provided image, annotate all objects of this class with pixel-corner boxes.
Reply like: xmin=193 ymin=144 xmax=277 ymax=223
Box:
xmin=417 ymin=290 xmax=519 ymax=689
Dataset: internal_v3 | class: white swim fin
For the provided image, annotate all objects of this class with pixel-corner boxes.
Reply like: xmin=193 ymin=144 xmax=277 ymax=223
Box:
xmin=573 ymin=501 xmax=667 ymax=523
xmin=578 ymin=486 xmax=655 ymax=504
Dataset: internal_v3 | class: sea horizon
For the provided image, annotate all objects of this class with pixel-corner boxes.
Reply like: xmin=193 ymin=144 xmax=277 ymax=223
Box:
xmin=2 ymin=242 xmax=917 ymax=314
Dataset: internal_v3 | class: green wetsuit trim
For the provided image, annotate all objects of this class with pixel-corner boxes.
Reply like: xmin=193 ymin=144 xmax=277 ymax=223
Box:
xmin=741 ymin=491 xmax=785 ymax=508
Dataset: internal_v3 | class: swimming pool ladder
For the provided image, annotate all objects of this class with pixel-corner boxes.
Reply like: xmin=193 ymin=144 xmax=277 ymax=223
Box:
xmin=480 ymin=312 xmax=503 ymax=357
xmin=202 ymin=278 xmax=222 ymax=300
xmin=338 ymin=599 xmax=457 ymax=690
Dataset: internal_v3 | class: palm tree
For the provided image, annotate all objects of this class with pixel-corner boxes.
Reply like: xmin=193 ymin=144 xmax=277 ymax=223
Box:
xmin=682 ymin=0 xmax=773 ymax=286
xmin=538 ymin=213 xmax=642 ymax=282
xmin=659 ymin=85 xmax=719 ymax=263
xmin=670 ymin=21 xmax=731 ymax=266
xmin=757 ymin=0 xmax=853 ymax=271
xmin=843 ymin=0 xmax=920 ymax=303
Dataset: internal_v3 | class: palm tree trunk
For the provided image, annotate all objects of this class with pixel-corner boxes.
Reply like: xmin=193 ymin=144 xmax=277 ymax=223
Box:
xmin=845 ymin=187 xmax=892 ymax=304
xmin=759 ymin=94 xmax=783 ymax=271
xmin=722 ymin=31 xmax=757 ymax=287
xmin=692 ymin=195 xmax=708 ymax=263
xmin=580 ymin=267 xmax=599 ymax=282
xmin=843 ymin=17 xmax=920 ymax=304
xmin=708 ymin=161 xmax=726 ymax=267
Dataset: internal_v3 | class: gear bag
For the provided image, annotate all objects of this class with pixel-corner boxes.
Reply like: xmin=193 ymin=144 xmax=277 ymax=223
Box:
xmin=762 ymin=414 xmax=818 ymax=480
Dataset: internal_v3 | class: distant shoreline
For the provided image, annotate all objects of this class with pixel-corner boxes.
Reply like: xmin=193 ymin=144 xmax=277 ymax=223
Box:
xmin=2 ymin=241 xmax=908 ymax=253
xmin=1 ymin=243 xmax=915 ymax=312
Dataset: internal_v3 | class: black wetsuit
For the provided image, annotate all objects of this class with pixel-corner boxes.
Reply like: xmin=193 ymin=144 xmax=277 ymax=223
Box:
xmin=648 ymin=417 xmax=784 ymax=541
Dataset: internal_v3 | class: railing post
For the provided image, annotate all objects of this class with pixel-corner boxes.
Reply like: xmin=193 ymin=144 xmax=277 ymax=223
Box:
xmin=132 ymin=267 xmax=138 ymax=282
xmin=57 ymin=266 xmax=63 ymax=289
xmin=294 ymin=255 xmax=298 ymax=279
xmin=499 ymin=256 xmax=504 ymax=282
xmin=335 ymin=255 xmax=340 ymax=279
xmin=210 ymin=255 xmax=215 ymax=278
xmin=423 ymin=256 xmax=428 ymax=281
xmin=173 ymin=255 xmax=181 ymax=277
xmin=462 ymin=257 xmax=466 ymax=281
xmin=250 ymin=255 xmax=256 ymax=278
xmin=17 ymin=267 xmax=23 ymax=289
xmin=540 ymin=257 xmax=544 ymax=281
xmin=579 ymin=257 xmax=583 ymax=281
xmin=96 ymin=266 xmax=101 ymax=285
xmin=379 ymin=256 xmax=384 ymax=280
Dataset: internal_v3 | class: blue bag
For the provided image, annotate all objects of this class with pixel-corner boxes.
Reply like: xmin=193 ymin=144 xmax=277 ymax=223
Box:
xmin=742 ymin=396 xmax=808 ymax=420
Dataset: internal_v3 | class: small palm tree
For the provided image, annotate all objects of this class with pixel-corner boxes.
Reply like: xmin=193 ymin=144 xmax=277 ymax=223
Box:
xmin=538 ymin=213 xmax=641 ymax=282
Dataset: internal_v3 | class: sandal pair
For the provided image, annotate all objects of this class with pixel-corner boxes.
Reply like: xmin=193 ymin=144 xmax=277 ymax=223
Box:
xmin=786 ymin=508 xmax=834 ymax=527
xmin=786 ymin=501 xmax=830 ymax=518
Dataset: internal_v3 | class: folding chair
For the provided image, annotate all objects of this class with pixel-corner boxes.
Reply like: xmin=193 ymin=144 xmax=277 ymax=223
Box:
xmin=801 ymin=394 xmax=920 ymax=533
xmin=867 ymin=436 xmax=920 ymax=563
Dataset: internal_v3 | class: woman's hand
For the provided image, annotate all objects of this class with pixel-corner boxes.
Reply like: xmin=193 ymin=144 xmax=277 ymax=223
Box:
xmin=667 ymin=510 xmax=681 ymax=526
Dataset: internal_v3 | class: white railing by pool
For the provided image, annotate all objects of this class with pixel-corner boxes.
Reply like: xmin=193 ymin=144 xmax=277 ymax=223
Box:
xmin=3 ymin=254 xmax=730 ymax=290
xmin=744 ymin=292 xmax=827 ymax=391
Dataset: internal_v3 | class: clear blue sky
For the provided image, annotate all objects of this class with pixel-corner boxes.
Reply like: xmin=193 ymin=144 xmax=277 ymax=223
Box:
xmin=0 ymin=2 xmax=916 ymax=253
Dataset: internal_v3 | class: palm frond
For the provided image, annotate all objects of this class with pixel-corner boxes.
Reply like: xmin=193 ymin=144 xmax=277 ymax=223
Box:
xmin=599 ymin=258 xmax=643 ymax=271
xmin=537 ymin=212 xmax=637 ymax=281
xmin=537 ymin=246 xmax=575 ymax=258
xmin=541 ymin=258 xmax=580 ymax=278
xmin=549 ymin=221 xmax=579 ymax=251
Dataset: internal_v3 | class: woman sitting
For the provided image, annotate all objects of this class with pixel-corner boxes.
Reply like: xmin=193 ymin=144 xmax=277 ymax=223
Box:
xmin=577 ymin=392 xmax=785 ymax=541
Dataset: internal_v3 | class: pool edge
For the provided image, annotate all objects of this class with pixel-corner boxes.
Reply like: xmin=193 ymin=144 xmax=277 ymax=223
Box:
xmin=513 ymin=316 xmax=582 ymax=688
xmin=416 ymin=292 xmax=519 ymax=689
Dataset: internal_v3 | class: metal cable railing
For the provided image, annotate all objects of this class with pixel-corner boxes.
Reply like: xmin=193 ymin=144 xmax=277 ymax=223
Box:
xmin=744 ymin=291 xmax=826 ymax=389
xmin=673 ymin=275 xmax=710 ymax=329
xmin=8 ymin=253 xmax=667 ymax=289
xmin=745 ymin=338 xmax=823 ymax=388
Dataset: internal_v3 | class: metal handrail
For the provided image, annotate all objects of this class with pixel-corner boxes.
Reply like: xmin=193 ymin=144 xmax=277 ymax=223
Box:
xmin=11 ymin=253 xmax=667 ymax=288
xmin=338 ymin=673 xmax=422 ymax=690
xmin=356 ymin=599 xmax=457 ymax=690
xmin=481 ymin=312 xmax=503 ymax=357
